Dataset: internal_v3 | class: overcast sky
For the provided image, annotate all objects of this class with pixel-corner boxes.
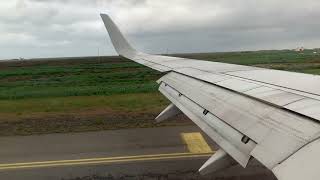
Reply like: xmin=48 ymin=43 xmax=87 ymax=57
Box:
xmin=0 ymin=0 xmax=320 ymax=59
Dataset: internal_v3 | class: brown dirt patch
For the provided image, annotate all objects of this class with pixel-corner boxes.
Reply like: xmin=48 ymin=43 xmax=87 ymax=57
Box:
xmin=0 ymin=108 xmax=191 ymax=136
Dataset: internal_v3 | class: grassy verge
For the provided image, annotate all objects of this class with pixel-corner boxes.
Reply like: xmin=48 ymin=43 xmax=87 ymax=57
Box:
xmin=0 ymin=93 xmax=191 ymax=136
xmin=0 ymin=49 xmax=319 ymax=136
xmin=0 ymin=93 xmax=168 ymax=115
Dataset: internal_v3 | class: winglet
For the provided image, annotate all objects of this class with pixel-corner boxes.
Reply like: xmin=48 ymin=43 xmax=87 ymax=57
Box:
xmin=100 ymin=14 xmax=171 ymax=72
xmin=100 ymin=14 xmax=137 ymax=58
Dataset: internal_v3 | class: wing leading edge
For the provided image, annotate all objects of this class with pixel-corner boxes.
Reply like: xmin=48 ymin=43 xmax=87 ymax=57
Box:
xmin=100 ymin=14 xmax=320 ymax=180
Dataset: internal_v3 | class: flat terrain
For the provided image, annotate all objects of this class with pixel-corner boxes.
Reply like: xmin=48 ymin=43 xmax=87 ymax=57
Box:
xmin=0 ymin=126 xmax=275 ymax=180
xmin=0 ymin=49 xmax=319 ymax=136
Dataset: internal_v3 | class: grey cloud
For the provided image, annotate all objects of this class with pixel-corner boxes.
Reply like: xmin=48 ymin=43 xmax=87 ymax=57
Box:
xmin=0 ymin=0 xmax=320 ymax=59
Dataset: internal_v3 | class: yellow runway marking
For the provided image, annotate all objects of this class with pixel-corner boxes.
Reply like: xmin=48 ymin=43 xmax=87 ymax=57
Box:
xmin=0 ymin=152 xmax=213 ymax=171
xmin=181 ymin=132 xmax=213 ymax=153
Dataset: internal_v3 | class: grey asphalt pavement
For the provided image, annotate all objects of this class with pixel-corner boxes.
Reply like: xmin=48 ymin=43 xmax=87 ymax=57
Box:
xmin=0 ymin=126 xmax=276 ymax=180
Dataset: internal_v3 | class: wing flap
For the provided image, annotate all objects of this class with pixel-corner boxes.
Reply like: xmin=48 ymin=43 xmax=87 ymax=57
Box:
xmin=158 ymin=82 xmax=255 ymax=167
xmin=159 ymin=72 xmax=320 ymax=169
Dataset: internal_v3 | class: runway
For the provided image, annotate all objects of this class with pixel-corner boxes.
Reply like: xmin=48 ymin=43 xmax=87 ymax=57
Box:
xmin=0 ymin=126 xmax=276 ymax=180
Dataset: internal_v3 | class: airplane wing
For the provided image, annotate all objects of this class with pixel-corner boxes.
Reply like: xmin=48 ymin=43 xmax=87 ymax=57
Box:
xmin=100 ymin=14 xmax=320 ymax=180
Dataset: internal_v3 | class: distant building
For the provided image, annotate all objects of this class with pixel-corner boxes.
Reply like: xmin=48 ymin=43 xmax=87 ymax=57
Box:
xmin=294 ymin=47 xmax=304 ymax=52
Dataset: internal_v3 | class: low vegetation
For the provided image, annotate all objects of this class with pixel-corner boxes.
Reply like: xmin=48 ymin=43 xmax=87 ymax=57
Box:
xmin=0 ymin=49 xmax=319 ymax=136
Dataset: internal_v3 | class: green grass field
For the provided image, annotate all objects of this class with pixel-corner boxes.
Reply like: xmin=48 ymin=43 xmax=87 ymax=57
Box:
xmin=0 ymin=49 xmax=319 ymax=136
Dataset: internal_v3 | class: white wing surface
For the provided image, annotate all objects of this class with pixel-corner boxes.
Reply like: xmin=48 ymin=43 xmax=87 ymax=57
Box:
xmin=101 ymin=14 xmax=320 ymax=180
